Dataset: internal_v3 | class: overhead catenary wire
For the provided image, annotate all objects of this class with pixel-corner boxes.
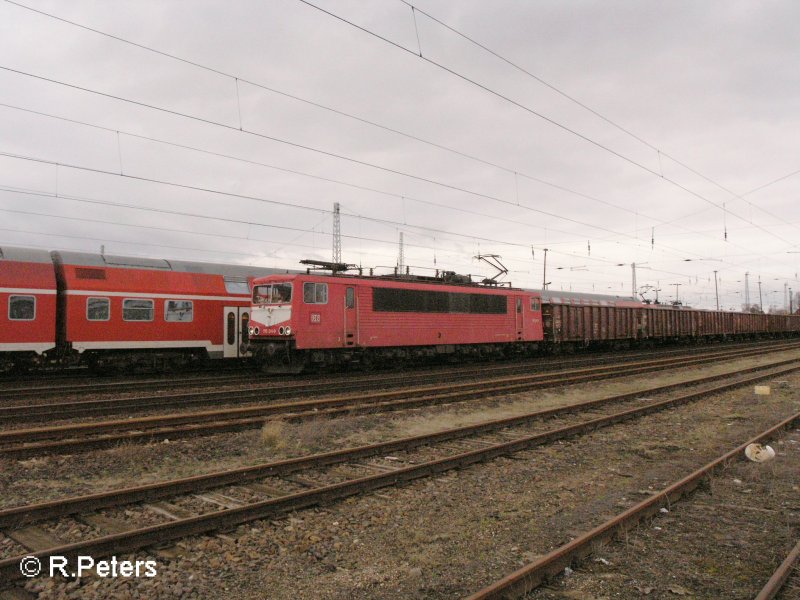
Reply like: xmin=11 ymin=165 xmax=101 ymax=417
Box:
xmin=398 ymin=0 xmax=800 ymax=236
xmin=297 ymin=0 xmax=799 ymax=249
xmin=2 ymin=101 xmax=789 ymax=280
xmin=2 ymin=177 xmax=729 ymax=286
xmin=1 ymin=0 xmax=780 ymax=250
xmin=3 ymin=3 xmax=796 ymax=298
xmin=0 ymin=64 xmax=674 ymax=247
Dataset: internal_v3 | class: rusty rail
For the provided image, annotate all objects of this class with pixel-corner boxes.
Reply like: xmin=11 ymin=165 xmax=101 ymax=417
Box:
xmin=755 ymin=540 xmax=800 ymax=600
xmin=0 ymin=361 xmax=797 ymax=582
xmin=464 ymin=413 xmax=800 ymax=599
xmin=2 ymin=346 xmax=797 ymax=460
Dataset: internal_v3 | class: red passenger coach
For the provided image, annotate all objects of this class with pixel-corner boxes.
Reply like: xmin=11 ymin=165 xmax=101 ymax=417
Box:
xmin=52 ymin=251 xmax=284 ymax=370
xmin=247 ymin=272 xmax=544 ymax=371
xmin=0 ymin=246 xmax=57 ymax=370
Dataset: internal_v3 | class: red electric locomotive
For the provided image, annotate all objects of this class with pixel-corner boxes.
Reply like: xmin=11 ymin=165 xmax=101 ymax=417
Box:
xmin=247 ymin=266 xmax=800 ymax=372
xmin=246 ymin=270 xmax=544 ymax=371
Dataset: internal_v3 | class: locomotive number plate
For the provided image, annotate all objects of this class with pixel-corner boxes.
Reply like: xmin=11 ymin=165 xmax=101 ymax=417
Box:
xmin=310 ymin=313 xmax=321 ymax=324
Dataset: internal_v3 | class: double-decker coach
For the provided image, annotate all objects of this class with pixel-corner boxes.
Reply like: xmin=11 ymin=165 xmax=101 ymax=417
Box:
xmin=52 ymin=250 xmax=287 ymax=370
xmin=0 ymin=246 xmax=58 ymax=371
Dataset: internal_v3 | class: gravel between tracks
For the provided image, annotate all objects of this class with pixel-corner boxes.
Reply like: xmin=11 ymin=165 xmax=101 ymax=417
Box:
xmin=2 ymin=349 xmax=798 ymax=508
xmin=6 ymin=352 xmax=800 ymax=599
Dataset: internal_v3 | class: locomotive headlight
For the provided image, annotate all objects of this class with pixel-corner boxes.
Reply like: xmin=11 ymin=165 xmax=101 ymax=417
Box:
xmin=248 ymin=327 xmax=255 ymax=335
xmin=253 ymin=326 xmax=260 ymax=335
xmin=278 ymin=326 xmax=285 ymax=335
xmin=285 ymin=326 xmax=292 ymax=335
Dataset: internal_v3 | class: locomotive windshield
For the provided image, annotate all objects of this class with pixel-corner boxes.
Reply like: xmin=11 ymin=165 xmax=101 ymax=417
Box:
xmin=253 ymin=283 xmax=292 ymax=305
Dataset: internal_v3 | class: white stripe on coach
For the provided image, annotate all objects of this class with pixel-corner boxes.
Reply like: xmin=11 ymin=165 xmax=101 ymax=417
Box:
xmin=65 ymin=290 xmax=247 ymax=301
xmin=71 ymin=341 xmax=224 ymax=352
xmin=0 ymin=288 xmax=57 ymax=295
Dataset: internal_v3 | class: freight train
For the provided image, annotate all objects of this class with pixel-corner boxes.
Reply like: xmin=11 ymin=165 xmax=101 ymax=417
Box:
xmin=245 ymin=269 xmax=800 ymax=371
xmin=0 ymin=245 xmax=286 ymax=372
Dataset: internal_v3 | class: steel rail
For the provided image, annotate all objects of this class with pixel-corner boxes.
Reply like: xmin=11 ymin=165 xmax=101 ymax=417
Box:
xmin=0 ymin=361 xmax=797 ymax=582
xmin=1 ymin=353 xmax=799 ymax=459
xmin=1 ymin=360 xmax=795 ymax=530
xmin=464 ymin=415 xmax=800 ymax=599
xmin=4 ymin=342 xmax=797 ymax=428
xmin=2 ymin=339 xmax=796 ymax=403
xmin=755 ymin=540 xmax=800 ymax=600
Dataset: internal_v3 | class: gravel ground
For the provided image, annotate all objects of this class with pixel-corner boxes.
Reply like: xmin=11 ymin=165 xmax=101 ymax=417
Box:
xmin=2 ymin=349 xmax=798 ymax=510
xmin=4 ymin=358 xmax=798 ymax=599
xmin=525 ymin=428 xmax=800 ymax=600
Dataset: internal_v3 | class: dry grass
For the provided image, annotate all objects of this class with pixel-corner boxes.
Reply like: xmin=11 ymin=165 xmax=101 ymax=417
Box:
xmin=260 ymin=420 xmax=287 ymax=449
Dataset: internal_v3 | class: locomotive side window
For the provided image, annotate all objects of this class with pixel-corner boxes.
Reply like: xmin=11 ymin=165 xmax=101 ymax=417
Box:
xmin=530 ymin=298 xmax=541 ymax=311
xmin=373 ymin=288 xmax=506 ymax=314
xmin=123 ymin=298 xmax=154 ymax=321
xmin=87 ymin=297 xmax=110 ymax=321
xmin=345 ymin=287 xmax=355 ymax=309
xmin=9 ymin=295 xmax=35 ymax=320
xmin=165 ymin=300 xmax=194 ymax=322
xmin=253 ymin=283 xmax=292 ymax=305
xmin=516 ymin=298 xmax=522 ymax=313
xmin=303 ymin=282 xmax=328 ymax=304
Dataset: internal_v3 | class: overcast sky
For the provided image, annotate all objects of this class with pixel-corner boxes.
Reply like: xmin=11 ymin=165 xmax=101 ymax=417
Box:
xmin=1 ymin=0 xmax=799 ymax=310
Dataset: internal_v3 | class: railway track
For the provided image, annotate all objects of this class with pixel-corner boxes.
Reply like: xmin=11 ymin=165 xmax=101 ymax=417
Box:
xmin=0 ymin=358 xmax=796 ymax=584
xmin=464 ymin=408 xmax=800 ymax=600
xmin=756 ymin=540 xmax=800 ymax=600
xmin=3 ymin=341 xmax=799 ymax=425
xmin=1 ymin=344 xmax=798 ymax=458
xmin=1 ymin=338 xmax=794 ymax=401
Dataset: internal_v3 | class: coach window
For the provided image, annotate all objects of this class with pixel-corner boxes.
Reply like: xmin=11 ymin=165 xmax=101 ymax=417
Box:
xmin=165 ymin=300 xmax=194 ymax=322
xmin=87 ymin=297 xmax=110 ymax=321
xmin=9 ymin=295 xmax=35 ymax=320
xmin=123 ymin=298 xmax=154 ymax=321
xmin=227 ymin=312 xmax=236 ymax=345
xmin=303 ymin=282 xmax=328 ymax=304
xmin=345 ymin=287 xmax=355 ymax=309
xmin=530 ymin=298 xmax=541 ymax=312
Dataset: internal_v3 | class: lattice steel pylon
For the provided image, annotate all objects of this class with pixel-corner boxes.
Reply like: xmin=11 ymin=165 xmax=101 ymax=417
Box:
xmin=332 ymin=202 xmax=341 ymax=264
xmin=398 ymin=231 xmax=404 ymax=273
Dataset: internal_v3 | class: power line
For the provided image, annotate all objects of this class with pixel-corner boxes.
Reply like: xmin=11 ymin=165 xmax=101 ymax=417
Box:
xmin=0 ymin=179 xmax=710 ymax=282
xmin=2 ymin=5 xmax=794 ymax=272
xmin=0 ymin=64 xmax=668 ymax=245
xmin=11 ymin=100 xmax=767 ymax=265
xmin=399 ymin=0 xmax=800 ymax=237
xmin=0 ymin=103 xmax=590 ymax=243
xmin=297 ymin=0 xmax=798 ymax=249
xmin=0 ymin=1 xmax=774 ymax=251
xmin=1 ymin=0 xmax=663 ymax=224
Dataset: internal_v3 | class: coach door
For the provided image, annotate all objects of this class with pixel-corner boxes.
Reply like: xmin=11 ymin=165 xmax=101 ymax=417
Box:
xmin=344 ymin=287 xmax=357 ymax=346
xmin=223 ymin=306 xmax=250 ymax=358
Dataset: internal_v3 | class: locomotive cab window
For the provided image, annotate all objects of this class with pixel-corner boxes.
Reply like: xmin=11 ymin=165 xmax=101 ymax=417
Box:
xmin=345 ymin=287 xmax=355 ymax=309
xmin=253 ymin=283 xmax=292 ymax=305
xmin=9 ymin=295 xmax=35 ymax=320
xmin=516 ymin=298 xmax=522 ymax=313
xmin=87 ymin=297 xmax=110 ymax=321
xmin=165 ymin=300 xmax=193 ymax=322
xmin=303 ymin=282 xmax=328 ymax=304
xmin=123 ymin=298 xmax=154 ymax=321
xmin=530 ymin=298 xmax=541 ymax=311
